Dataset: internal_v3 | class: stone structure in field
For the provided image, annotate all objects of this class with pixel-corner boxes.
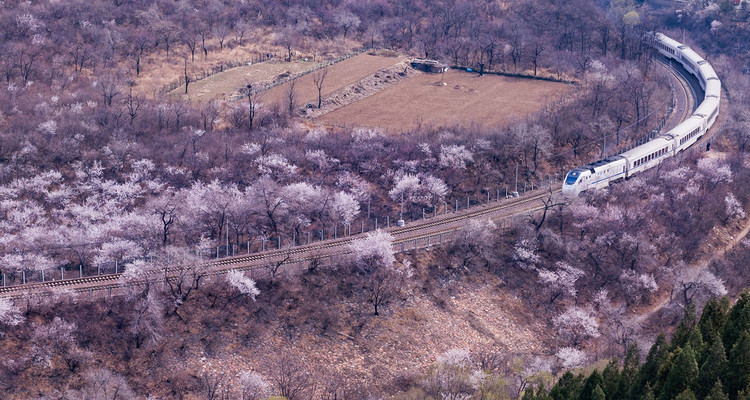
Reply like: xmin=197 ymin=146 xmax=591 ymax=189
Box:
xmin=410 ymin=58 xmax=448 ymax=73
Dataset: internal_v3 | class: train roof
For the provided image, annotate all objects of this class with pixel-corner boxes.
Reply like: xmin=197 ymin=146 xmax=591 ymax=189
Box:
xmin=655 ymin=33 xmax=682 ymax=49
xmin=698 ymin=63 xmax=718 ymax=82
xmin=694 ymin=97 xmax=720 ymax=117
xmin=667 ymin=115 xmax=704 ymax=136
xmin=705 ymin=78 xmax=721 ymax=98
xmin=620 ymin=137 xmax=672 ymax=159
xmin=681 ymin=47 xmax=705 ymax=65
xmin=580 ymin=156 xmax=626 ymax=172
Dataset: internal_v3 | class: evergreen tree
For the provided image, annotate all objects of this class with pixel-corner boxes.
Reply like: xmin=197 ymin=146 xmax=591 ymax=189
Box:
xmin=727 ymin=331 xmax=750 ymax=398
xmin=700 ymin=297 xmax=730 ymax=346
xmin=672 ymin=305 xmax=698 ymax=351
xmin=722 ymin=292 xmax=750 ymax=354
xmin=593 ymin=385 xmax=606 ymax=400
xmin=698 ymin=337 xmax=728 ymax=399
xmin=579 ymin=370 xmax=604 ymax=400
xmin=642 ymin=384 xmax=656 ymax=400
xmin=536 ymin=384 xmax=554 ymax=400
xmin=632 ymin=335 xmax=668 ymax=400
xmin=601 ymin=359 xmax=622 ymax=400
xmin=551 ymin=372 xmax=584 ymax=400
xmin=705 ymin=380 xmax=729 ymax=400
xmin=659 ymin=345 xmax=699 ymax=400
xmin=687 ymin=328 xmax=704 ymax=358
xmin=525 ymin=386 xmax=537 ymax=400
xmin=619 ymin=343 xmax=640 ymax=400
xmin=674 ymin=388 xmax=697 ymax=400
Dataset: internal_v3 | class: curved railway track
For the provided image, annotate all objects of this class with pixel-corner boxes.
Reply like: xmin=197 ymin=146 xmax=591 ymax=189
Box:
xmin=0 ymin=58 xmax=700 ymax=300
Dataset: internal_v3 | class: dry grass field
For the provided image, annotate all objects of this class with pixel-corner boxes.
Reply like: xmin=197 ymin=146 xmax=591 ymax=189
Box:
xmin=132 ymin=26 xmax=362 ymax=98
xmin=259 ymin=53 xmax=406 ymax=107
xmin=172 ymin=60 xmax=314 ymax=103
xmin=317 ymin=69 xmax=573 ymax=132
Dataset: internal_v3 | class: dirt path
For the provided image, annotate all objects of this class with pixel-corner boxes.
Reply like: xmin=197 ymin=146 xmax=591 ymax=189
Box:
xmin=634 ymin=212 xmax=750 ymax=325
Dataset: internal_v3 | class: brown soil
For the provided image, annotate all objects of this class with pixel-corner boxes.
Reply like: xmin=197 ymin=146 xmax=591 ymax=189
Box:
xmin=183 ymin=275 xmax=549 ymax=397
xmin=316 ymin=69 xmax=573 ymax=132
xmin=301 ymin=61 xmax=419 ymax=119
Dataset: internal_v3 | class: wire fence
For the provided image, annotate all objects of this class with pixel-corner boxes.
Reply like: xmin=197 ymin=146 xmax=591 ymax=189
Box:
xmin=0 ymin=49 xmax=705 ymax=289
xmin=0 ymin=176 xmax=556 ymax=288
xmin=159 ymin=52 xmax=277 ymax=95
xmin=227 ymin=46 xmax=372 ymax=101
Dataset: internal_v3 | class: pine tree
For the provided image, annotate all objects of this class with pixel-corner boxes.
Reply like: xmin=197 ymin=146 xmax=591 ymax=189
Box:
xmin=536 ymin=385 xmax=554 ymax=400
xmin=579 ymin=370 xmax=604 ymax=400
xmin=705 ymin=380 xmax=729 ymax=400
xmin=551 ymin=372 xmax=584 ymax=400
xmin=592 ymin=385 xmax=606 ymax=400
xmin=722 ymin=292 xmax=750 ymax=354
xmin=601 ymin=359 xmax=622 ymax=400
xmin=524 ymin=387 xmax=537 ymax=400
xmin=727 ymin=330 xmax=750 ymax=398
xmin=674 ymin=388 xmax=697 ymax=400
xmin=672 ymin=305 xmax=698 ymax=351
xmin=642 ymin=384 xmax=656 ymax=400
xmin=632 ymin=335 xmax=668 ymax=400
xmin=700 ymin=297 xmax=730 ymax=346
xmin=687 ymin=328 xmax=704 ymax=358
xmin=659 ymin=345 xmax=699 ymax=400
xmin=698 ymin=337 xmax=728 ymax=399
xmin=620 ymin=343 xmax=640 ymax=400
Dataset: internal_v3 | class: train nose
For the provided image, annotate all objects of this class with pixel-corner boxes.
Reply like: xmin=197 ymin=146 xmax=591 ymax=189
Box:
xmin=561 ymin=184 xmax=580 ymax=197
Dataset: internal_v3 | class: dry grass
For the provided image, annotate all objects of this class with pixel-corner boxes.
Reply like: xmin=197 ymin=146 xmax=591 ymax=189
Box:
xmin=131 ymin=27 xmax=362 ymax=98
xmin=258 ymin=53 xmax=406 ymax=108
xmin=317 ymin=69 xmax=573 ymax=132
xmin=172 ymin=61 xmax=314 ymax=103
xmin=180 ymin=275 xmax=548 ymax=396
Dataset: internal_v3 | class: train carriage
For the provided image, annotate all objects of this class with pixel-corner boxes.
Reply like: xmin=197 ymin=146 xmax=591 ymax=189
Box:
xmin=562 ymin=32 xmax=721 ymax=196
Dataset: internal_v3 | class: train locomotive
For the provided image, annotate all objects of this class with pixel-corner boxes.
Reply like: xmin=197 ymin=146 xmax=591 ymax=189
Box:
xmin=562 ymin=32 xmax=721 ymax=196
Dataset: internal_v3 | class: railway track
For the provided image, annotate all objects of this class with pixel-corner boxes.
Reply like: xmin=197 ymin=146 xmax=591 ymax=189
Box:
xmin=0 ymin=188 xmax=554 ymax=299
xmin=0 ymin=58 xmax=697 ymax=300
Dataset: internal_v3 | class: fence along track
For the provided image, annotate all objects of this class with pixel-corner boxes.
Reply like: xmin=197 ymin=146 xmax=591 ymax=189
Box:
xmin=0 ymin=187 xmax=554 ymax=299
xmin=1 ymin=49 xmax=699 ymax=300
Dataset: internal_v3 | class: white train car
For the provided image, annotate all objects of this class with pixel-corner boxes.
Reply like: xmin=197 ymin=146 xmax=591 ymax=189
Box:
xmin=562 ymin=157 xmax=628 ymax=195
xmin=694 ymin=96 xmax=721 ymax=130
xmin=665 ymin=115 xmax=704 ymax=151
xmin=562 ymin=32 xmax=721 ymax=196
xmin=620 ymin=137 xmax=674 ymax=176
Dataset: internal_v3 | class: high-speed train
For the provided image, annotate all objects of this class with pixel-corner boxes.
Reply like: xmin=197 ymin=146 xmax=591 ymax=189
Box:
xmin=562 ymin=32 xmax=721 ymax=196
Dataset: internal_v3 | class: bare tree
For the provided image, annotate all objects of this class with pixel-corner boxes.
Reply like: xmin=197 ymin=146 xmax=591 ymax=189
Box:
xmin=312 ymin=68 xmax=328 ymax=109
xmin=125 ymin=88 xmax=143 ymax=125
xmin=197 ymin=370 xmax=227 ymax=400
xmin=184 ymin=57 xmax=191 ymax=94
xmin=181 ymin=32 xmax=199 ymax=62
xmin=246 ymin=85 xmax=262 ymax=130
xmin=286 ymin=78 xmax=298 ymax=116
xmin=266 ymin=354 xmax=313 ymax=400
xmin=530 ymin=42 xmax=544 ymax=76
xmin=213 ymin=24 xmax=231 ymax=51
xmin=97 ymin=71 xmax=122 ymax=107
